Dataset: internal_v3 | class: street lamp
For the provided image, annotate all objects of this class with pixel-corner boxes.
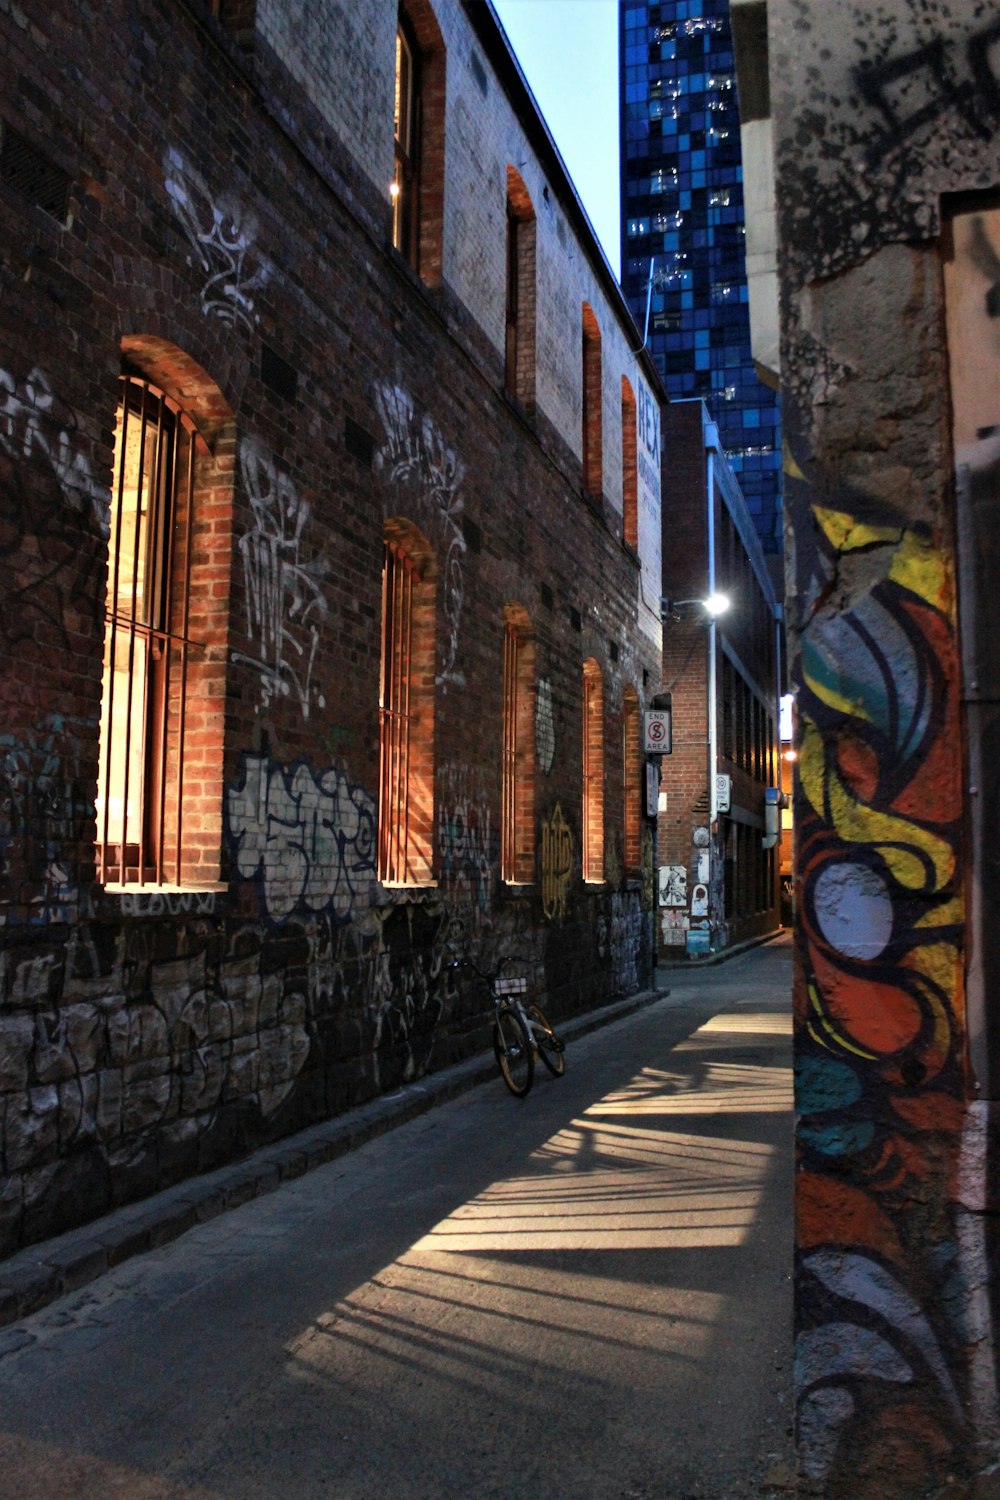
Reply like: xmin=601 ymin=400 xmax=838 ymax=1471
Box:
xmin=661 ymin=592 xmax=731 ymax=621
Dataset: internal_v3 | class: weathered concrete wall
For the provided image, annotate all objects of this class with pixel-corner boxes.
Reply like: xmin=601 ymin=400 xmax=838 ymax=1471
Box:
xmin=766 ymin=1 xmax=1000 ymax=1491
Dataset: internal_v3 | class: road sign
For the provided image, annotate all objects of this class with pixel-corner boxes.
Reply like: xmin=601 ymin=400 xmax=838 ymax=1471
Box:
xmin=715 ymin=773 xmax=731 ymax=812
xmin=644 ymin=709 xmax=672 ymax=754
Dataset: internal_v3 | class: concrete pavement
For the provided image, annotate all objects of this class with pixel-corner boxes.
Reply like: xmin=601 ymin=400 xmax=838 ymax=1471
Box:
xmin=0 ymin=934 xmax=794 ymax=1499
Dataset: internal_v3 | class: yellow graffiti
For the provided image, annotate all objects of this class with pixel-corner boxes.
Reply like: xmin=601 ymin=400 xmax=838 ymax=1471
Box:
xmin=808 ymin=981 xmax=878 ymax=1060
xmin=813 ymin=504 xmax=901 ymax=556
xmin=541 ymin=803 xmax=573 ymax=921
xmin=799 ymin=719 xmax=954 ymax=893
xmin=813 ymin=504 xmax=952 ymax=614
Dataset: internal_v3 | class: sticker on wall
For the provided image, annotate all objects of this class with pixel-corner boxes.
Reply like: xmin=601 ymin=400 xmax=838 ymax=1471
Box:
xmin=658 ymin=865 xmax=687 ymax=907
xmin=690 ymin=883 xmax=709 ymax=918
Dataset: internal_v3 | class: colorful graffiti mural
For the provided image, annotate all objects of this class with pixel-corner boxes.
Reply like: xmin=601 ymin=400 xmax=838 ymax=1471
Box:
xmin=793 ymin=485 xmax=968 ymax=1493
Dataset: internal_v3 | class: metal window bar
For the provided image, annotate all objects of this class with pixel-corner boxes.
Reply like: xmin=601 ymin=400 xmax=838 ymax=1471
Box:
xmin=379 ymin=539 xmax=418 ymax=883
xmin=501 ymin=621 xmax=519 ymax=879
xmin=98 ymin=376 xmax=199 ymax=886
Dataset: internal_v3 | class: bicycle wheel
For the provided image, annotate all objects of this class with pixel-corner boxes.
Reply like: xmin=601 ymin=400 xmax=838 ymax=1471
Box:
xmin=494 ymin=1007 xmax=534 ymax=1096
xmin=528 ymin=1004 xmax=566 ymax=1077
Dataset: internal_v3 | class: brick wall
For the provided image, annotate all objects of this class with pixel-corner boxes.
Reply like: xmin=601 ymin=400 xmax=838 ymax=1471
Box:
xmin=0 ymin=0 xmax=662 ymax=1255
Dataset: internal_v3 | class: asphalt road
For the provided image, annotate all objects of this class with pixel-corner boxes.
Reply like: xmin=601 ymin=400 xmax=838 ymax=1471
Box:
xmin=0 ymin=937 xmax=794 ymax=1500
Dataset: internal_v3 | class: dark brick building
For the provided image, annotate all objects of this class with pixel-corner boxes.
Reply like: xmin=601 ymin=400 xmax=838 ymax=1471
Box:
xmin=0 ymin=0 xmax=665 ymax=1254
xmin=656 ymin=398 xmax=780 ymax=956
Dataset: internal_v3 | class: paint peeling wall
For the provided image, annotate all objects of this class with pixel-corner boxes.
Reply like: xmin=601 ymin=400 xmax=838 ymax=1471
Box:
xmin=756 ymin=0 xmax=1000 ymax=1490
xmin=0 ymin=0 xmax=660 ymax=1258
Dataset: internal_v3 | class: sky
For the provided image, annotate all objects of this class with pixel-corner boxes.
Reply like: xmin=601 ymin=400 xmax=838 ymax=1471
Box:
xmin=490 ymin=0 xmax=621 ymax=278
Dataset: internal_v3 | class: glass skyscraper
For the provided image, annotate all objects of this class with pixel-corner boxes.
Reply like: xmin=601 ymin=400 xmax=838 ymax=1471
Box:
xmin=619 ymin=0 xmax=782 ymax=556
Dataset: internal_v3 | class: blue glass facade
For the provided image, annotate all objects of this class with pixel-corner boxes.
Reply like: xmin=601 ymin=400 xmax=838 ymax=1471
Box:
xmin=619 ymin=0 xmax=782 ymax=554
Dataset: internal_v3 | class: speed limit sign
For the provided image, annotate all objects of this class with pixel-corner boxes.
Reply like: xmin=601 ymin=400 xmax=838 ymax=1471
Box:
xmin=643 ymin=709 xmax=672 ymax=754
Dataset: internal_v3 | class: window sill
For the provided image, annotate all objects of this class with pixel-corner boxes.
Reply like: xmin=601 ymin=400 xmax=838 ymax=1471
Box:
xmin=100 ymin=883 xmax=226 ymax=916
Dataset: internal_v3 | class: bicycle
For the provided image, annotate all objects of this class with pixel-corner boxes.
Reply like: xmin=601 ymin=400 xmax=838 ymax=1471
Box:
xmin=450 ymin=951 xmax=565 ymax=1097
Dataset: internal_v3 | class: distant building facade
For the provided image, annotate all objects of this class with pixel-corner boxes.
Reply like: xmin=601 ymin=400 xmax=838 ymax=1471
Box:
xmin=656 ymin=400 xmax=781 ymax=958
xmin=619 ymin=0 xmax=783 ymax=562
xmin=0 ymin=0 xmax=665 ymax=1257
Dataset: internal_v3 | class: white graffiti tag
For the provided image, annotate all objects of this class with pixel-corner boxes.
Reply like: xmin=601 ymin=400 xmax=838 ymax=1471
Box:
xmin=227 ymin=755 xmax=376 ymax=924
xmin=0 ymin=365 xmax=104 ymax=526
xmin=232 ymin=437 xmax=329 ymax=718
xmin=374 ymin=382 xmax=467 ymax=688
xmin=163 ymin=146 xmax=269 ymax=330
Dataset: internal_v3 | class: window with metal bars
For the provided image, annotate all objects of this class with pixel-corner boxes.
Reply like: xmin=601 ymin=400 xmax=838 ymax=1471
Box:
xmin=379 ymin=527 xmax=435 ymax=885
xmin=582 ymin=658 xmax=605 ymax=883
xmin=97 ymin=376 xmax=198 ymax=885
xmin=582 ymin=304 xmax=603 ymax=498
xmin=392 ymin=16 xmax=419 ymax=267
xmin=501 ymin=607 xmax=536 ymax=884
xmin=623 ymin=686 xmax=642 ymax=877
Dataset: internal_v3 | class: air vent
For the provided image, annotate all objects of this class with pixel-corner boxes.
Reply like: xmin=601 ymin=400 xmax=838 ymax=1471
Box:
xmin=609 ymin=641 xmax=619 ymax=662
xmin=0 ymin=121 xmax=70 ymax=223
xmin=462 ymin=516 xmax=482 ymax=553
xmin=470 ymin=50 xmax=489 ymax=97
xmin=569 ymin=606 xmax=582 ymax=632
xmin=345 ymin=415 xmax=375 ymax=467
xmin=541 ymin=582 xmax=554 ymax=610
xmin=260 ymin=344 xmax=298 ymax=401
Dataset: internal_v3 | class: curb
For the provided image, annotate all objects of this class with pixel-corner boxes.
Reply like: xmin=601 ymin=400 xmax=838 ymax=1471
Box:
xmin=0 ymin=984 xmax=670 ymax=1337
xmin=655 ymin=925 xmax=788 ymax=975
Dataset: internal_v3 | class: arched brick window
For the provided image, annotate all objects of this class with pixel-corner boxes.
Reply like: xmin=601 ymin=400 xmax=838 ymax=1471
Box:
xmin=582 ymin=303 xmax=603 ymax=499
xmin=505 ymin=167 xmax=536 ymax=410
xmin=582 ymin=657 xmax=605 ymax=883
xmin=392 ymin=0 xmax=446 ymax=285
xmin=97 ymin=343 xmax=234 ymax=887
xmin=623 ymin=685 xmax=642 ymax=878
xmin=379 ymin=518 xmax=436 ymax=885
xmin=502 ymin=603 xmax=536 ymax=884
xmin=621 ymin=375 xmax=638 ymax=549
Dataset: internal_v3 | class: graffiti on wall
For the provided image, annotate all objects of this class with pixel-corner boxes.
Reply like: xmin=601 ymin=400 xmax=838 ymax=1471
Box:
xmin=373 ymin=381 xmax=467 ymax=688
xmin=792 ymin=492 xmax=967 ymax=1492
xmin=0 ymin=366 xmax=106 ymax=648
xmin=438 ymin=763 xmax=496 ymax=926
xmin=1 ymin=931 xmax=310 ymax=1192
xmin=541 ymin=803 xmax=572 ymax=921
xmin=163 ymin=147 xmax=270 ymax=330
xmin=226 ymin=754 xmax=376 ymax=924
xmin=609 ymin=890 xmax=643 ymax=996
xmin=856 ymin=19 xmax=1000 ymax=165
xmin=231 ymin=437 xmax=330 ymax=719
xmin=0 ymin=713 xmax=95 ymax=923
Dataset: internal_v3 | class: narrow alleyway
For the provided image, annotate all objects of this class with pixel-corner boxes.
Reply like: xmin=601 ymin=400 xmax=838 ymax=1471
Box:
xmin=0 ymin=938 xmax=794 ymax=1500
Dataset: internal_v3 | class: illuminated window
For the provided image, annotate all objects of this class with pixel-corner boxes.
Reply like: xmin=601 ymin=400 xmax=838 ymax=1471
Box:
xmin=621 ymin=375 xmax=638 ymax=549
xmin=582 ymin=658 xmax=604 ymax=883
xmin=97 ymin=365 xmax=230 ymax=889
xmin=501 ymin=605 xmax=536 ymax=883
xmin=379 ymin=521 xmax=436 ymax=885
xmin=623 ymin=686 xmax=642 ymax=878
xmin=392 ymin=18 xmax=418 ymax=265
xmin=582 ymin=303 xmax=603 ymax=499
xmin=505 ymin=166 xmax=536 ymax=409
xmin=391 ymin=3 xmax=445 ymax=283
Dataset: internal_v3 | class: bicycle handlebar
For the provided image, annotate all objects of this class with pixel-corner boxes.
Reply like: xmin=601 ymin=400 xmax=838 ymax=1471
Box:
xmin=448 ymin=952 xmax=531 ymax=986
